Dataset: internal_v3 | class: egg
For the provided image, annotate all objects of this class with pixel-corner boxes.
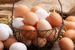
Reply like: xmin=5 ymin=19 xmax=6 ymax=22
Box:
xmin=37 ymin=19 xmax=52 ymax=38
xmin=63 ymin=29 xmax=75 ymax=41
xmin=65 ymin=16 xmax=75 ymax=22
xmin=0 ymin=24 xmax=10 ymax=41
xmin=37 ymin=19 xmax=52 ymax=30
xmin=47 ymin=29 xmax=56 ymax=41
xmin=12 ymin=18 xmax=24 ymax=28
xmin=9 ymin=42 xmax=27 ymax=50
xmin=0 ymin=23 xmax=13 ymax=36
xmin=64 ymin=20 xmax=75 ymax=30
xmin=14 ymin=5 xmax=30 ymax=18
xmin=20 ymin=25 xmax=37 ymax=40
xmin=24 ymin=12 xmax=39 ymax=26
xmin=31 ymin=6 xmax=49 ymax=19
xmin=59 ymin=37 xmax=74 ymax=50
xmin=4 ymin=37 xmax=17 ymax=49
xmin=22 ymin=39 xmax=32 ymax=46
xmin=33 ymin=37 xmax=47 ymax=47
xmin=46 ymin=10 xmax=62 ymax=27
xmin=0 ymin=41 xmax=4 ymax=50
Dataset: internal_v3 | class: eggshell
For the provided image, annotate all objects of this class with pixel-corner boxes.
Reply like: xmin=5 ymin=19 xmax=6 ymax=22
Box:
xmin=64 ymin=20 xmax=75 ymax=30
xmin=22 ymin=39 xmax=32 ymax=46
xmin=0 ymin=23 xmax=13 ymax=36
xmin=59 ymin=37 xmax=74 ymax=50
xmin=20 ymin=25 xmax=37 ymax=40
xmin=46 ymin=10 xmax=62 ymax=27
xmin=63 ymin=29 xmax=75 ymax=41
xmin=47 ymin=29 xmax=56 ymax=41
xmin=25 ymin=40 xmax=32 ymax=46
xmin=12 ymin=18 xmax=24 ymax=28
xmin=9 ymin=42 xmax=27 ymax=50
xmin=31 ymin=6 xmax=49 ymax=19
xmin=37 ymin=19 xmax=52 ymax=30
xmin=0 ymin=24 xmax=10 ymax=41
xmin=24 ymin=12 xmax=39 ymax=26
xmin=37 ymin=19 xmax=52 ymax=38
xmin=4 ymin=37 xmax=17 ymax=49
xmin=65 ymin=16 xmax=75 ymax=22
xmin=33 ymin=37 xmax=47 ymax=47
xmin=14 ymin=5 xmax=30 ymax=18
xmin=0 ymin=41 xmax=4 ymax=50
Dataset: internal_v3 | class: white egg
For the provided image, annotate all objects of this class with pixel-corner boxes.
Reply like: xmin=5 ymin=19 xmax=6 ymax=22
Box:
xmin=9 ymin=42 xmax=27 ymax=50
xmin=32 ymin=6 xmax=49 ymax=19
xmin=0 ymin=23 xmax=13 ymax=36
xmin=35 ymin=8 xmax=49 ymax=19
xmin=0 ymin=24 xmax=9 ymax=41
xmin=37 ymin=19 xmax=52 ymax=30
xmin=12 ymin=18 xmax=24 ymax=28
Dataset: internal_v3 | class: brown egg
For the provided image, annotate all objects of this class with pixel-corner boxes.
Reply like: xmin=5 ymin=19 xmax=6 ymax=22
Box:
xmin=47 ymin=29 xmax=56 ymax=41
xmin=14 ymin=5 xmax=30 ymax=18
xmin=25 ymin=40 xmax=32 ymax=46
xmin=0 ymin=41 xmax=4 ymax=50
xmin=64 ymin=20 xmax=75 ymax=30
xmin=63 ymin=29 xmax=75 ymax=41
xmin=3 ymin=36 xmax=17 ymax=49
xmin=59 ymin=37 xmax=74 ymax=50
xmin=20 ymin=25 xmax=37 ymax=40
xmin=23 ymin=12 xmax=39 ymax=26
xmin=33 ymin=37 xmax=47 ymax=48
xmin=22 ymin=38 xmax=32 ymax=46
xmin=65 ymin=16 xmax=75 ymax=22
xmin=46 ymin=10 xmax=62 ymax=27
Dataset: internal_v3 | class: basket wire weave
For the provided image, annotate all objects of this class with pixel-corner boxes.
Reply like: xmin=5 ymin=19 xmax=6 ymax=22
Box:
xmin=10 ymin=0 xmax=64 ymax=49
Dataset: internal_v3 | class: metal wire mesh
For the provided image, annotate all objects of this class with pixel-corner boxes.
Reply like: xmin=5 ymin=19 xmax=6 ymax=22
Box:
xmin=10 ymin=0 xmax=64 ymax=49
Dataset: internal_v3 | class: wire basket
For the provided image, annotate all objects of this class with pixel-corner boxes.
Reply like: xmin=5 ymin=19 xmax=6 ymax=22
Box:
xmin=10 ymin=0 xmax=64 ymax=50
xmin=13 ymin=27 xmax=64 ymax=50
xmin=12 ymin=0 xmax=64 ymax=50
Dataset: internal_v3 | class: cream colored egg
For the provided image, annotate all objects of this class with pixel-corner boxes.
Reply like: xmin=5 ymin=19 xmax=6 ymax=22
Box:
xmin=24 ymin=12 xmax=39 ymax=26
xmin=37 ymin=19 xmax=52 ymax=38
xmin=37 ymin=19 xmax=52 ymax=30
xmin=31 ymin=6 xmax=49 ymax=19
xmin=9 ymin=42 xmax=27 ymax=50
xmin=0 ymin=23 xmax=13 ymax=36
xmin=0 ymin=24 xmax=10 ymax=41
xmin=12 ymin=18 xmax=24 ymax=28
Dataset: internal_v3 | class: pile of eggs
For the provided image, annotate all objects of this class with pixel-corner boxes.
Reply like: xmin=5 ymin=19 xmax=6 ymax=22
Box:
xmin=0 ymin=23 xmax=27 ymax=50
xmin=12 ymin=5 xmax=63 ymax=48
xmin=0 ymin=4 xmax=75 ymax=50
